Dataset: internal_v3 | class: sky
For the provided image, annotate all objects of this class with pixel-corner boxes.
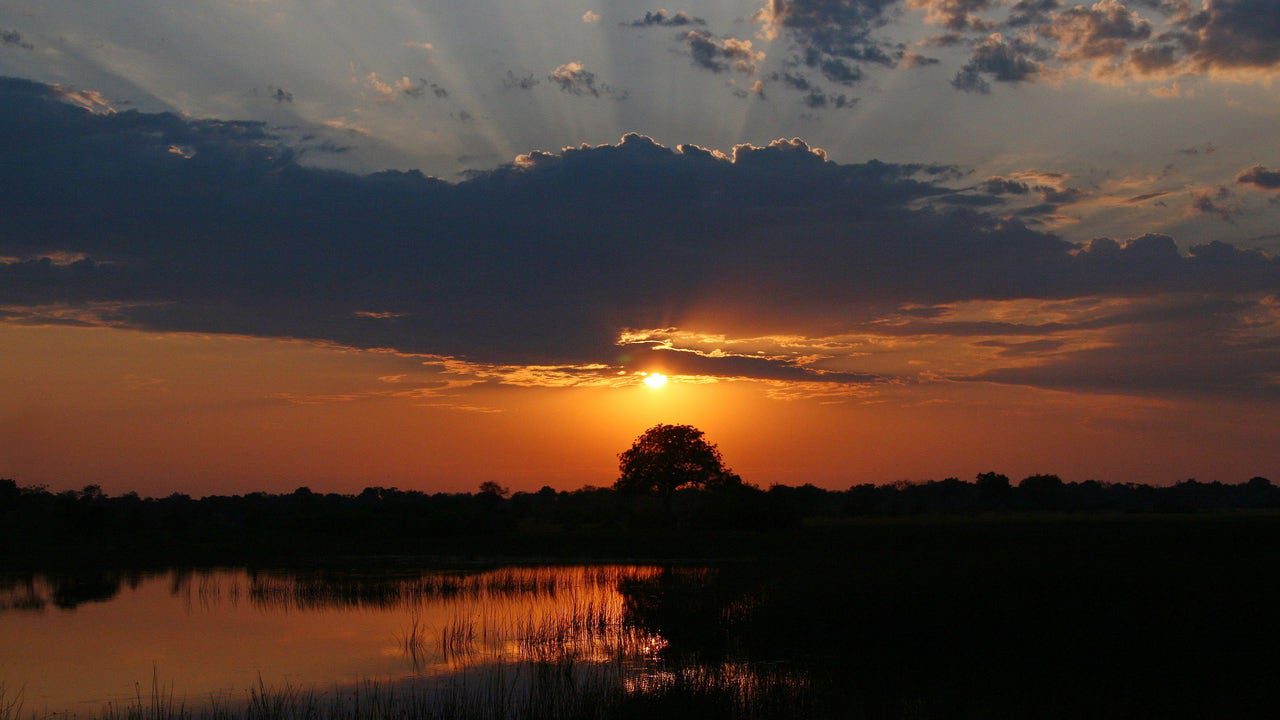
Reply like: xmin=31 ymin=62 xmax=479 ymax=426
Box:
xmin=1 ymin=0 xmax=1278 ymax=494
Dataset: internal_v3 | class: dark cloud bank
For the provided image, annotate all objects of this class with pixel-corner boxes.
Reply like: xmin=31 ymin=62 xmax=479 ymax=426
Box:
xmin=752 ymin=1 xmax=1280 ymax=98
xmin=1 ymin=77 xmax=1278 ymax=395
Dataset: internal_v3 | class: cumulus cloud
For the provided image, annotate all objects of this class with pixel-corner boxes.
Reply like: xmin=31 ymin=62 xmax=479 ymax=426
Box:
xmin=803 ymin=87 xmax=857 ymax=108
xmin=980 ymin=170 xmax=1086 ymax=221
xmin=1006 ymin=0 xmax=1061 ymax=28
xmin=1191 ymin=186 xmax=1241 ymax=221
xmin=1 ymin=76 xmax=1277 ymax=398
xmin=399 ymin=77 xmax=448 ymax=99
xmin=582 ymin=10 xmax=601 ymax=23
xmin=1238 ymin=165 xmax=1280 ymax=190
xmin=901 ymin=51 xmax=942 ymax=67
xmin=753 ymin=0 xmax=904 ymax=109
xmin=363 ymin=72 xmax=396 ymax=101
xmin=742 ymin=1 xmax=1278 ymax=101
xmin=1047 ymin=0 xmax=1152 ymax=61
xmin=681 ymin=31 xmax=766 ymax=74
xmin=768 ymin=68 xmax=857 ymax=106
xmin=952 ymin=33 xmax=1044 ymax=92
xmin=1174 ymin=0 xmax=1280 ymax=72
xmin=503 ymin=70 xmax=541 ymax=90
xmin=916 ymin=0 xmax=1280 ymax=91
xmin=908 ymin=0 xmax=998 ymax=32
xmin=626 ymin=9 xmax=705 ymax=27
xmin=548 ymin=61 xmax=623 ymax=97
xmin=1 ymin=28 xmax=33 ymax=50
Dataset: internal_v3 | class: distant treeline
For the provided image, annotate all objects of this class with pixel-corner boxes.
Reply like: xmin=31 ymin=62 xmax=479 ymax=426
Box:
xmin=1 ymin=473 xmax=1276 ymax=565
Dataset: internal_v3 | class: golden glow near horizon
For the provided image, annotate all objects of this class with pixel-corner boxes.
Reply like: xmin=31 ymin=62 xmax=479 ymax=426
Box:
xmin=642 ymin=373 xmax=668 ymax=389
xmin=1 ymin=322 xmax=1278 ymax=494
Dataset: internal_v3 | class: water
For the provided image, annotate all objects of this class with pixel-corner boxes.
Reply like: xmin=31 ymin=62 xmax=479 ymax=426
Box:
xmin=0 ymin=565 xmax=686 ymax=715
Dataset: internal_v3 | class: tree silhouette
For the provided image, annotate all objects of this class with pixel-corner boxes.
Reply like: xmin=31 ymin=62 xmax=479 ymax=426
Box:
xmin=615 ymin=424 xmax=735 ymax=506
xmin=478 ymin=481 xmax=510 ymax=498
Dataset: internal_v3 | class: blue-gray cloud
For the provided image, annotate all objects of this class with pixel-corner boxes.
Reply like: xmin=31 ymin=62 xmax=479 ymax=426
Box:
xmin=1 ymin=76 xmax=1278 ymax=394
xmin=625 ymin=10 xmax=706 ymax=27
xmin=1 ymin=28 xmax=33 ymax=50
xmin=1238 ymin=165 xmax=1280 ymax=190
xmin=952 ymin=33 xmax=1044 ymax=92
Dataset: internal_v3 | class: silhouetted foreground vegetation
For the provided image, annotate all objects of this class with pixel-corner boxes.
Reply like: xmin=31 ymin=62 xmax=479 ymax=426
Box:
xmin=6 ymin=514 xmax=1280 ymax=719
xmin=2 ymin=474 xmax=1278 ymax=565
xmin=0 ymin=665 xmax=813 ymax=720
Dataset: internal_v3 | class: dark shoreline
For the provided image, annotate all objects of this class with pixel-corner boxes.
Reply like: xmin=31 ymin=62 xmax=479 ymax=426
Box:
xmin=6 ymin=510 xmax=1280 ymax=718
xmin=6 ymin=508 xmax=1280 ymax=570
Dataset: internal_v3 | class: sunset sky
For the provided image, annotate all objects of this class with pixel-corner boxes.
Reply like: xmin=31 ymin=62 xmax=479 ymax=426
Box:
xmin=1 ymin=0 xmax=1278 ymax=494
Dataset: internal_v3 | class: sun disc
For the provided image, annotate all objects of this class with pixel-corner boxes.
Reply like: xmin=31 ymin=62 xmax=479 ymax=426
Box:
xmin=643 ymin=373 xmax=668 ymax=389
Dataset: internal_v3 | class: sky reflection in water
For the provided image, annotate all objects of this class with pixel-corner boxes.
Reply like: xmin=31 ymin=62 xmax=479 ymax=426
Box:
xmin=0 ymin=566 xmax=690 ymax=714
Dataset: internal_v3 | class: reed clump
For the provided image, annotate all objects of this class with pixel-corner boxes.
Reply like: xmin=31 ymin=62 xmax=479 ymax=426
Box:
xmin=85 ymin=664 xmax=811 ymax=720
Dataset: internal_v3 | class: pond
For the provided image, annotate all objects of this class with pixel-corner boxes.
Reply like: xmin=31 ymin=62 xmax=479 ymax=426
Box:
xmin=0 ymin=565 xmax=802 ymax=719
xmin=4 ymin=520 xmax=1272 ymax=719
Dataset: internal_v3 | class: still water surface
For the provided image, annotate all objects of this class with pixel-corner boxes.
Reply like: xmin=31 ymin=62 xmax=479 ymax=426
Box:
xmin=0 ymin=565 xmax=679 ymax=714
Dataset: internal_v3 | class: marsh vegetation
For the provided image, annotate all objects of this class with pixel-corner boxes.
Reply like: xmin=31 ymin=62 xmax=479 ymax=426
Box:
xmin=5 ymin=512 xmax=1280 ymax=718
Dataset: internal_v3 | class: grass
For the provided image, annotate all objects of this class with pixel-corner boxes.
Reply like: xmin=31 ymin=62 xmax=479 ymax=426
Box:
xmin=0 ymin=685 xmax=24 ymax=720
xmin=78 ymin=664 xmax=810 ymax=720
xmin=7 ymin=515 xmax=1280 ymax=718
xmin=395 ymin=575 xmax=669 ymax=672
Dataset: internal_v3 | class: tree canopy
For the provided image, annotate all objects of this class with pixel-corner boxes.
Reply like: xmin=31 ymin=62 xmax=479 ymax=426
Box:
xmin=615 ymin=424 xmax=738 ymax=496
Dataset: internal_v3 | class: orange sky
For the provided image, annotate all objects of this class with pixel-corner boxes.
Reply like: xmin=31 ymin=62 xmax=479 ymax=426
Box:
xmin=3 ymin=321 xmax=1275 ymax=496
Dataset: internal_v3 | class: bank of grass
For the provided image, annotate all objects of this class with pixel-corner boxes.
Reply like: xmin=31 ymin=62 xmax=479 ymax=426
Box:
xmin=77 ymin=664 xmax=814 ymax=720
xmin=0 ymin=686 xmax=24 ymax=720
xmin=6 ymin=513 xmax=1280 ymax=717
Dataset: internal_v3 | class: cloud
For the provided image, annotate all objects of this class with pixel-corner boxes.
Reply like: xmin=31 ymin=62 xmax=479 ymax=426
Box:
xmin=363 ymin=72 xmax=396 ymax=101
xmin=1006 ymin=0 xmax=1060 ymax=28
xmin=1 ymin=28 xmax=33 ymax=50
xmin=753 ymin=0 xmax=903 ymax=106
xmin=1063 ymin=0 xmax=1280 ymax=80
xmin=625 ymin=10 xmax=706 ymax=27
xmin=753 ymin=1 xmax=1277 ymax=101
xmin=901 ymin=51 xmax=942 ymax=67
xmin=803 ymin=87 xmax=857 ymax=108
xmin=267 ymin=86 xmax=293 ymax=103
xmin=681 ymin=31 xmax=766 ymax=74
xmin=952 ymin=33 xmax=1044 ymax=92
xmin=1178 ymin=142 xmax=1216 ymax=156
xmin=915 ymin=1 xmax=1280 ymax=90
xmin=1238 ymin=165 xmax=1280 ymax=190
xmin=907 ymin=0 xmax=998 ymax=32
xmin=399 ymin=77 xmax=448 ymax=99
xmin=1046 ymin=0 xmax=1153 ymax=61
xmin=977 ymin=170 xmax=1087 ymax=222
xmin=1190 ymin=186 xmax=1241 ymax=221
xmin=321 ymin=117 xmax=369 ymax=136
xmin=769 ymin=66 xmax=857 ymax=109
xmin=582 ymin=10 xmax=602 ymax=24
xmin=1 ymin=76 xmax=1277 ymax=398
xmin=1174 ymin=0 xmax=1280 ymax=72
xmin=966 ymin=294 xmax=1280 ymax=397
xmin=548 ymin=61 xmax=623 ymax=97
xmin=503 ymin=70 xmax=541 ymax=90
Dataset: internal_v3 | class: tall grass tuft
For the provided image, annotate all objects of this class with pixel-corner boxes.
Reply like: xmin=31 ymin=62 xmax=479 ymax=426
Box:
xmin=0 ymin=684 xmax=25 ymax=720
xmin=89 ymin=665 xmax=812 ymax=720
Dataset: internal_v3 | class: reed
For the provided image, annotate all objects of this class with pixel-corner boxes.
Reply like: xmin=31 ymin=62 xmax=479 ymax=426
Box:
xmin=82 ymin=662 xmax=810 ymax=720
xmin=0 ymin=685 xmax=24 ymax=720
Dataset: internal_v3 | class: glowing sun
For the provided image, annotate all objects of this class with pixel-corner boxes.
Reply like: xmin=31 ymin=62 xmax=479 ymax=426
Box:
xmin=643 ymin=373 xmax=669 ymax=389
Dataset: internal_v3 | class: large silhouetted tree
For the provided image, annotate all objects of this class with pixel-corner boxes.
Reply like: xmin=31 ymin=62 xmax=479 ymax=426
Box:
xmin=615 ymin=425 xmax=736 ymax=509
